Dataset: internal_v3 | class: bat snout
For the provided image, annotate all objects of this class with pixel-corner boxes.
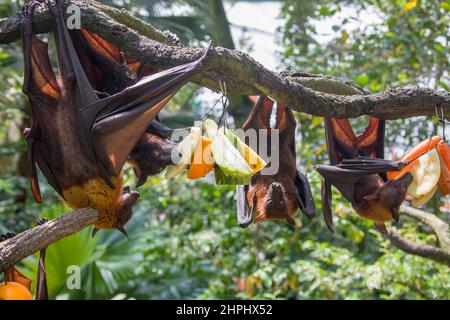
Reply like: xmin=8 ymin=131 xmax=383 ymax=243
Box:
xmin=115 ymin=188 xmax=140 ymax=232
xmin=400 ymin=172 xmax=414 ymax=185
xmin=269 ymin=182 xmax=284 ymax=197
xmin=266 ymin=182 xmax=288 ymax=212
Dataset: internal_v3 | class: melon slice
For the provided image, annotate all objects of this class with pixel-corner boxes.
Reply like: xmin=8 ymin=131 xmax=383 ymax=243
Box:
xmin=411 ymin=185 xmax=438 ymax=207
xmin=407 ymin=148 xmax=441 ymax=198
xmin=223 ymin=127 xmax=267 ymax=174
xmin=204 ymin=119 xmax=253 ymax=179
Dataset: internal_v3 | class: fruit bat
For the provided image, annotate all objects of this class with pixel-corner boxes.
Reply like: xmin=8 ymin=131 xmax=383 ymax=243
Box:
xmin=20 ymin=0 xmax=209 ymax=234
xmin=316 ymin=117 xmax=414 ymax=234
xmin=68 ymin=28 xmax=177 ymax=187
xmin=236 ymin=96 xmax=316 ymax=228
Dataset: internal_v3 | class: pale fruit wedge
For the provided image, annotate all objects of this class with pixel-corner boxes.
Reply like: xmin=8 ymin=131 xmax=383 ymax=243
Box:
xmin=407 ymin=148 xmax=441 ymax=198
xmin=222 ymin=127 xmax=267 ymax=174
xmin=204 ymin=119 xmax=253 ymax=178
xmin=411 ymin=185 xmax=438 ymax=207
xmin=165 ymin=127 xmax=201 ymax=178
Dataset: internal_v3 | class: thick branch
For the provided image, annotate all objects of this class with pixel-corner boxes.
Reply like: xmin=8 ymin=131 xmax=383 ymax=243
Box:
xmin=0 ymin=0 xmax=448 ymax=119
xmin=384 ymin=205 xmax=450 ymax=267
xmin=0 ymin=208 xmax=98 ymax=272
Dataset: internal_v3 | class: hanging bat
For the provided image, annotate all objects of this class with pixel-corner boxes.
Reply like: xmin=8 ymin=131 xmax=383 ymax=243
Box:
xmin=21 ymin=0 xmax=210 ymax=235
xmin=68 ymin=27 xmax=177 ymax=187
xmin=237 ymin=96 xmax=315 ymax=228
xmin=316 ymin=117 xmax=413 ymax=233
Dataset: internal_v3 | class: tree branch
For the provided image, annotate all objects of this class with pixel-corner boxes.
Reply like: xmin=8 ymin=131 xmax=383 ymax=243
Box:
xmin=387 ymin=229 xmax=450 ymax=267
xmin=400 ymin=205 xmax=450 ymax=251
xmin=384 ymin=205 xmax=450 ymax=267
xmin=0 ymin=208 xmax=97 ymax=272
xmin=0 ymin=0 xmax=448 ymax=119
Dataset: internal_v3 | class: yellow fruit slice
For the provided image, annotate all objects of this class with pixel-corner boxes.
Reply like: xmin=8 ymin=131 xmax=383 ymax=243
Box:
xmin=407 ymin=148 xmax=441 ymax=198
xmin=166 ymin=127 xmax=201 ymax=179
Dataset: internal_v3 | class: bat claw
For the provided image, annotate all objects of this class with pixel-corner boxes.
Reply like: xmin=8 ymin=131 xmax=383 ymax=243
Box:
xmin=1 ymin=232 xmax=16 ymax=242
xmin=36 ymin=217 xmax=49 ymax=226
xmin=116 ymin=226 xmax=129 ymax=238
xmin=285 ymin=215 xmax=296 ymax=228
xmin=91 ymin=227 xmax=99 ymax=238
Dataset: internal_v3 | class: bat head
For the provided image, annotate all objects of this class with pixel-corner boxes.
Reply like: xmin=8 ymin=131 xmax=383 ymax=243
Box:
xmin=128 ymin=132 xmax=176 ymax=187
xmin=379 ymin=172 xmax=413 ymax=208
xmin=114 ymin=186 xmax=140 ymax=236
xmin=265 ymin=182 xmax=296 ymax=226
xmin=251 ymin=180 xmax=297 ymax=227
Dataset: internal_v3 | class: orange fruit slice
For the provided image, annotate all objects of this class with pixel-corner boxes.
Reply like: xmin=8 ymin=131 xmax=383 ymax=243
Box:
xmin=387 ymin=136 xmax=442 ymax=181
xmin=437 ymin=143 xmax=450 ymax=196
xmin=0 ymin=282 xmax=33 ymax=300
xmin=187 ymin=136 xmax=215 ymax=179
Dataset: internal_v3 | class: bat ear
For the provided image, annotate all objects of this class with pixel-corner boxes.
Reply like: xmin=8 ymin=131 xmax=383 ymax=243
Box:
xmin=321 ymin=178 xmax=335 ymax=233
xmin=243 ymin=96 xmax=274 ymax=130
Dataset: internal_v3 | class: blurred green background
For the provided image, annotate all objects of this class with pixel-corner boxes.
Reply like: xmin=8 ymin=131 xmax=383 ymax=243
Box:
xmin=0 ymin=0 xmax=449 ymax=299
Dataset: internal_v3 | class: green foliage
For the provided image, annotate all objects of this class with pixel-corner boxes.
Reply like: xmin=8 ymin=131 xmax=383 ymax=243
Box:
xmin=280 ymin=0 xmax=449 ymax=90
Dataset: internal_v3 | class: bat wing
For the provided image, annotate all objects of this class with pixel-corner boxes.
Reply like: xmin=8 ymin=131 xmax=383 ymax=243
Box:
xmin=321 ymin=178 xmax=334 ymax=232
xmin=338 ymin=156 xmax=404 ymax=172
xmin=243 ymin=96 xmax=273 ymax=130
xmin=316 ymin=157 xmax=403 ymax=203
xmin=236 ymin=185 xmax=253 ymax=228
xmin=147 ymin=118 xmax=175 ymax=139
xmin=81 ymin=48 xmax=210 ymax=177
xmin=316 ymin=164 xmax=366 ymax=203
xmin=324 ymin=117 xmax=385 ymax=164
xmin=294 ymin=170 xmax=316 ymax=218
xmin=21 ymin=13 xmax=64 ymax=202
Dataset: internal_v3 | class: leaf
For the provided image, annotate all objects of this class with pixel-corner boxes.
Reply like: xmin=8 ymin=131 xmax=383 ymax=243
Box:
xmin=441 ymin=2 xmax=450 ymax=12
xmin=438 ymin=81 xmax=450 ymax=91
xmin=403 ymin=0 xmax=417 ymax=11
xmin=342 ymin=30 xmax=349 ymax=44
xmin=312 ymin=116 xmax=324 ymax=127
xmin=357 ymin=74 xmax=369 ymax=86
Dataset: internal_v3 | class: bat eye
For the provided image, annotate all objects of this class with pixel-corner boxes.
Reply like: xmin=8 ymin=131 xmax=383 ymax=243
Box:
xmin=154 ymin=151 xmax=161 ymax=158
